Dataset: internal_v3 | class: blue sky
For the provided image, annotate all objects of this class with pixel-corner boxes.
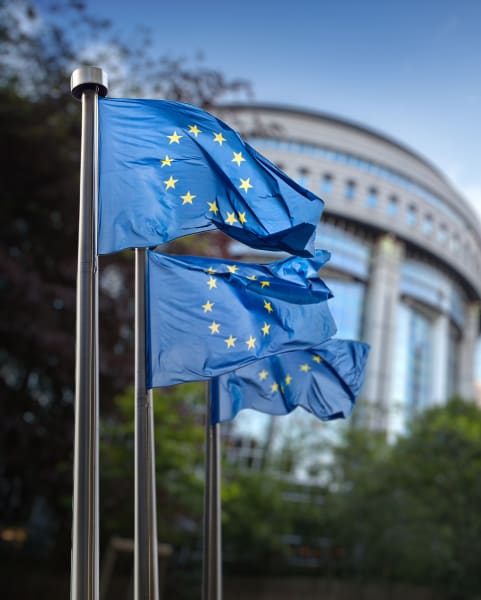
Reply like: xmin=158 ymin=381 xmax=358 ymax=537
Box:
xmin=64 ymin=0 xmax=481 ymax=219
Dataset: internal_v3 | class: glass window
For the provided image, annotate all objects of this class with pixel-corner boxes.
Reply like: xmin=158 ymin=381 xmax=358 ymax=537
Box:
xmin=324 ymin=278 xmax=365 ymax=339
xmin=366 ymin=187 xmax=378 ymax=208
xmin=387 ymin=195 xmax=398 ymax=216
xmin=315 ymin=222 xmax=370 ymax=278
xmin=297 ymin=168 xmax=309 ymax=188
xmin=438 ymin=224 xmax=448 ymax=243
xmin=321 ymin=174 xmax=333 ymax=195
xmin=447 ymin=324 xmax=461 ymax=399
xmin=406 ymin=307 xmax=433 ymax=419
xmin=423 ymin=214 xmax=433 ymax=235
xmin=344 ymin=180 xmax=356 ymax=200
xmin=406 ymin=204 xmax=417 ymax=226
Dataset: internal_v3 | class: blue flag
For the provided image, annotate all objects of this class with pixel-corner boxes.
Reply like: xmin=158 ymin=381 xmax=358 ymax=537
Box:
xmin=211 ymin=338 xmax=370 ymax=424
xmin=98 ymin=98 xmax=324 ymax=256
xmin=146 ymin=250 xmax=337 ymax=387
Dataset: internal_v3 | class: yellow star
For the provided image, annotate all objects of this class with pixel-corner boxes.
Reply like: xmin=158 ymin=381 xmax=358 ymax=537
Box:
xmin=213 ymin=132 xmax=226 ymax=145
xmin=246 ymin=336 xmax=256 ymax=350
xmin=261 ymin=322 xmax=270 ymax=336
xmin=202 ymin=300 xmax=214 ymax=312
xmin=188 ymin=124 xmax=201 ymax=137
xmin=163 ymin=175 xmax=178 ymax=190
xmin=225 ymin=212 xmax=238 ymax=226
xmin=208 ymin=201 xmax=219 ymax=215
xmin=238 ymin=211 xmax=247 ymax=224
xmin=312 ymin=355 xmax=322 ymax=363
xmin=207 ymin=276 xmax=217 ymax=289
xmin=227 ymin=264 xmax=239 ymax=273
xmin=271 ymin=382 xmax=279 ymax=393
xmin=258 ymin=369 xmax=268 ymax=381
xmin=209 ymin=321 xmax=220 ymax=334
xmin=260 ymin=280 xmax=270 ymax=288
xmin=161 ymin=155 xmax=173 ymax=167
xmin=285 ymin=375 xmax=292 ymax=385
xmin=224 ymin=335 xmax=237 ymax=348
xmin=167 ymin=131 xmax=183 ymax=144
xmin=247 ymin=275 xmax=257 ymax=281
xmin=300 ymin=364 xmax=311 ymax=372
xmin=239 ymin=177 xmax=253 ymax=193
xmin=232 ymin=151 xmax=246 ymax=166
xmin=206 ymin=266 xmax=216 ymax=275
xmin=264 ymin=300 xmax=273 ymax=313
xmin=181 ymin=191 xmax=196 ymax=205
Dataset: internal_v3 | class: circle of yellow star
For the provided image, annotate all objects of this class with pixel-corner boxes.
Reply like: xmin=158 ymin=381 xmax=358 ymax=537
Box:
xmin=206 ymin=266 xmax=216 ymax=275
xmin=202 ymin=300 xmax=214 ymax=312
xmin=312 ymin=355 xmax=322 ymax=363
xmin=285 ymin=375 xmax=292 ymax=385
xmin=161 ymin=155 xmax=173 ymax=167
xmin=188 ymin=124 xmax=201 ymax=137
xmin=227 ymin=264 xmax=239 ymax=273
xmin=238 ymin=211 xmax=247 ymax=224
xmin=246 ymin=336 xmax=256 ymax=350
xmin=264 ymin=300 xmax=273 ymax=313
xmin=224 ymin=335 xmax=237 ymax=348
xmin=213 ymin=132 xmax=226 ymax=145
xmin=209 ymin=321 xmax=220 ymax=334
xmin=247 ymin=275 xmax=257 ymax=281
xmin=260 ymin=280 xmax=270 ymax=288
xmin=225 ymin=212 xmax=238 ymax=226
xmin=271 ymin=383 xmax=279 ymax=393
xmin=181 ymin=191 xmax=196 ymax=205
xmin=167 ymin=131 xmax=183 ymax=144
xmin=232 ymin=151 xmax=246 ymax=166
xmin=207 ymin=276 xmax=217 ymax=289
xmin=208 ymin=201 xmax=219 ymax=215
xmin=261 ymin=322 xmax=271 ymax=336
xmin=163 ymin=175 xmax=178 ymax=190
xmin=258 ymin=370 xmax=268 ymax=381
xmin=300 ymin=364 xmax=311 ymax=372
xmin=239 ymin=177 xmax=253 ymax=193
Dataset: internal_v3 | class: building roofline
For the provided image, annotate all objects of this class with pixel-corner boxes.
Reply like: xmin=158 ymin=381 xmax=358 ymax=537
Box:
xmin=218 ymin=102 xmax=457 ymax=193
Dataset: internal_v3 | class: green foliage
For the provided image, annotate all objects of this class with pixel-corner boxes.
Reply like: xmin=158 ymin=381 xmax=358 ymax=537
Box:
xmin=101 ymin=383 xmax=205 ymax=546
xmin=222 ymin=468 xmax=292 ymax=570
xmin=326 ymin=398 xmax=481 ymax=597
xmin=0 ymin=0 xmax=250 ymax=572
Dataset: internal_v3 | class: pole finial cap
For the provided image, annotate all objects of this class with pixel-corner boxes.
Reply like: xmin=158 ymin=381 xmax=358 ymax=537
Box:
xmin=70 ymin=66 xmax=108 ymax=100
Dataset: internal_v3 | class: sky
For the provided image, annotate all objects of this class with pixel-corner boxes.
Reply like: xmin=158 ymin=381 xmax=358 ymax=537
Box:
xmin=57 ymin=0 xmax=481 ymax=221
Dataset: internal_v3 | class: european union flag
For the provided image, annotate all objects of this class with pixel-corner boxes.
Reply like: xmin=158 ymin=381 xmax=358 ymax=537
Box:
xmin=211 ymin=338 xmax=370 ymax=424
xmin=146 ymin=250 xmax=337 ymax=387
xmin=98 ymin=98 xmax=324 ymax=256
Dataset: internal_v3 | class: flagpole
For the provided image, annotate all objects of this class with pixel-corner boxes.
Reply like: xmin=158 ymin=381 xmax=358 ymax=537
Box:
xmin=202 ymin=379 xmax=222 ymax=600
xmin=135 ymin=248 xmax=160 ymax=600
xmin=70 ymin=66 xmax=108 ymax=600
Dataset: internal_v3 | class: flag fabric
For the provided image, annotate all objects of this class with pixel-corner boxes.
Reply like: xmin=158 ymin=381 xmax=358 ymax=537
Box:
xmin=211 ymin=338 xmax=370 ymax=424
xmin=98 ymin=97 xmax=324 ymax=256
xmin=146 ymin=250 xmax=337 ymax=387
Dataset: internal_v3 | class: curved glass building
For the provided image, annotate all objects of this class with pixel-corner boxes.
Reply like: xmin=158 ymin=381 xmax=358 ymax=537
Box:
xmin=215 ymin=104 xmax=481 ymax=439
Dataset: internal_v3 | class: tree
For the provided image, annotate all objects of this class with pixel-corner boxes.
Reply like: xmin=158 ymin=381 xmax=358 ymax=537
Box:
xmin=0 ymin=0 xmax=250 ymax=577
xmin=325 ymin=398 xmax=481 ymax=598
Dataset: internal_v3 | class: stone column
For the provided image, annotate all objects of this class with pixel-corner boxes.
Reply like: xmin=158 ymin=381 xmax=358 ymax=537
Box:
xmin=458 ymin=302 xmax=481 ymax=400
xmin=430 ymin=311 xmax=450 ymax=405
xmin=362 ymin=234 xmax=404 ymax=429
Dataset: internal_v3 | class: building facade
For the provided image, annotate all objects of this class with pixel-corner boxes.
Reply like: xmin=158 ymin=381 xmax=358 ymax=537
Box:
xmin=216 ymin=104 xmax=481 ymax=439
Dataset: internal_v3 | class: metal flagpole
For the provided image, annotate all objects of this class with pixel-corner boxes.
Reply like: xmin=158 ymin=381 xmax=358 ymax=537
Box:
xmin=202 ymin=379 xmax=222 ymax=600
xmin=70 ymin=66 xmax=108 ymax=600
xmin=134 ymin=248 xmax=160 ymax=600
